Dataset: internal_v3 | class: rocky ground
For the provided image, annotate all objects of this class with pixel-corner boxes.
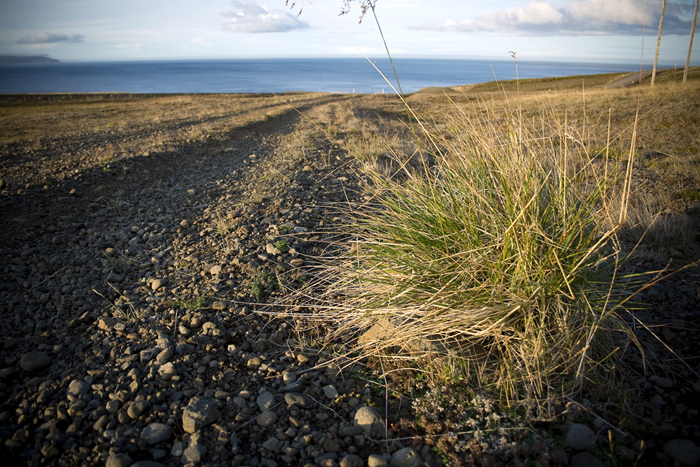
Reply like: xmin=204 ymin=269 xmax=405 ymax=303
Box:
xmin=1 ymin=87 xmax=700 ymax=467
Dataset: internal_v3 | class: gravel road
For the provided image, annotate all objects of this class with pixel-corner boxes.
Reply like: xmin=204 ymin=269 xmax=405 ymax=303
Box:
xmin=1 ymin=91 xmax=700 ymax=467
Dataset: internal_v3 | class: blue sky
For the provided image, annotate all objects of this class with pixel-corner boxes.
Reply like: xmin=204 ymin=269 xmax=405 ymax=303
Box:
xmin=0 ymin=0 xmax=698 ymax=64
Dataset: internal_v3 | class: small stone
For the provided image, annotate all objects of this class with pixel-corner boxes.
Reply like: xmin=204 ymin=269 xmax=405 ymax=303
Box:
xmin=171 ymin=441 xmax=184 ymax=457
xmin=338 ymin=425 xmax=362 ymax=437
xmin=391 ymin=447 xmax=422 ymax=467
xmin=106 ymin=400 xmax=120 ymax=414
xmin=262 ymin=437 xmax=282 ymax=453
xmin=140 ymin=423 xmax=172 ymax=445
xmin=354 ymin=406 xmax=386 ymax=437
xmin=653 ymin=376 xmax=675 ymax=389
xmin=367 ymin=454 xmax=388 ymax=467
xmin=323 ymin=385 xmax=339 ymax=399
xmin=256 ymin=411 xmax=278 ymax=427
xmin=212 ymin=300 xmax=226 ymax=310
xmin=93 ymin=414 xmax=110 ymax=431
xmin=247 ymin=356 xmax=262 ymax=369
xmin=339 ymin=454 xmax=364 ymax=467
xmin=266 ymin=243 xmax=281 ymax=255
xmin=210 ymin=265 xmax=222 ymax=275
xmin=105 ymin=453 xmax=132 ymax=467
xmin=151 ymin=278 xmax=166 ymax=291
xmin=257 ymin=392 xmax=276 ymax=412
xmin=19 ymin=351 xmax=51 ymax=372
xmin=285 ymin=392 xmax=313 ymax=408
xmin=570 ymin=452 xmax=602 ymax=467
xmin=663 ymin=439 xmax=700 ymax=466
xmin=67 ymin=380 xmax=90 ymax=400
xmin=158 ymin=362 xmax=177 ymax=381
xmin=182 ymin=444 xmax=207 ymax=464
xmin=182 ymin=397 xmax=221 ymax=433
xmin=41 ymin=444 xmax=60 ymax=458
xmin=565 ymin=423 xmax=595 ymax=451
xmin=282 ymin=371 xmax=297 ymax=385
xmin=155 ymin=347 xmax=173 ymax=364
xmin=98 ymin=317 xmax=119 ymax=331
xmin=128 ymin=400 xmax=151 ymax=419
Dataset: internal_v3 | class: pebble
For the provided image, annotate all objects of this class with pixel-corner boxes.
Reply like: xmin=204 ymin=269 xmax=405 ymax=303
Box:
xmin=182 ymin=444 xmax=207 ymax=463
xmin=323 ymin=384 xmax=339 ymax=399
xmin=367 ymin=454 xmax=389 ymax=467
xmin=127 ymin=400 xmax=151 ymax=419
xmin=354 ymin=406 xmax=386 ymax=437
xmin=391 ymin=447 xmax=423 ymax=467
xmin=158 ymin=362 xmax=177 ymax=380
xmin=105 ymin=453 xmax=133 ymax=467
xmin=182 ymin=397 xmax=221 ymax=433
xmin=663 ymin=439 xmax=700 ymax=466
xmin=285 ymin=392 xmax=313 ymax=408
xmin=67 ymin=379 xmax=90 ymax=400
xmin=340 ymin=454 xmax=364 ymax=467
xmin=565 ymin=423 xmax=596 ymax=451
xmin=140 ymin=422 xmax=173 ymax=445
xmin=257 ymin=391 xmax=276 ymax=412
xmin=19 ymin=351 xmax=51 ymax=372
xmin=257 ymin=410 xmax=279 ymax=427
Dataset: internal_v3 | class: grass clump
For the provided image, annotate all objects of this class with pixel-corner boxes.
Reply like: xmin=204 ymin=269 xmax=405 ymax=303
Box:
xmin=308 ymin=99 xmax=641 ymax=407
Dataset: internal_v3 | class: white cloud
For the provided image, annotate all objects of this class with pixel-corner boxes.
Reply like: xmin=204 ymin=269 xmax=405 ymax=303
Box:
xmin=570 ymin=0 xmax=647 ymax=25
xmin=410 ymin=0 xmax=693 ymax=36
xmin=17 ymin=32 xmax=85 ymax=45
xmin=223 ymin=1 xmax=309 ymax=34
xmin=483 ymin=1 xmax=564 ymax=27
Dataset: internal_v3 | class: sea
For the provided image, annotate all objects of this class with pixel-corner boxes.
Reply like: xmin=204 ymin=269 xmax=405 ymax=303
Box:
xmin=0 ymin=58 xmax=646 ymax=94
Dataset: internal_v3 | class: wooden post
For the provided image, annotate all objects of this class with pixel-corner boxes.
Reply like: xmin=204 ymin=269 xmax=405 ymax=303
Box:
xmin=684 ymin=0 xmax=699 ymax=83
xmin=652 ymin=0 xmax=667 ymax=86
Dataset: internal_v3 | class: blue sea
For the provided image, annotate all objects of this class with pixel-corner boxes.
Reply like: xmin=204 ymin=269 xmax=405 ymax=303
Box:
xmin=0 ymin=58 xmax=645 ymax=94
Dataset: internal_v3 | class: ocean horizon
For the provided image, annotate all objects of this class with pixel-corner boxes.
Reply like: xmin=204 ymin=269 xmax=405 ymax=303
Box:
xmin=0 ymin=58 xmax=653 ymax=94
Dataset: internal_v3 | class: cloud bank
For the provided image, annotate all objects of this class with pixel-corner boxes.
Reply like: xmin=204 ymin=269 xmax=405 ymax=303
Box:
xmin=411 ymin=0 xmax=696 ymax=36
xmin=16 ymin=33 xmax=85 ymax=45
xmin=223 ymin=1 xmax=309 ymax=33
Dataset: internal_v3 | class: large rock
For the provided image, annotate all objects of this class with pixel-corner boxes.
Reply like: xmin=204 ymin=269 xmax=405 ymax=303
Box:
xmin=140 ymin=422 xmax=172 ymax=445
xmin=20 ymin=351 xmax=51 ymax=372
xmin=353 ymin=406 xmax=386 ymax=438
xmin=663 ymin=439 xmax=700 ymax=466
xmin=182 ymin=397 xmax=220 ymax=433
xmin=565 ymin=423 xmax=595 ymax=451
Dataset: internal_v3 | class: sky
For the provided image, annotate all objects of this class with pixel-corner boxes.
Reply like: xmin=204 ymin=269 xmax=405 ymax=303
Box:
xmin=0 ymin=0 xmax=698 ymax=65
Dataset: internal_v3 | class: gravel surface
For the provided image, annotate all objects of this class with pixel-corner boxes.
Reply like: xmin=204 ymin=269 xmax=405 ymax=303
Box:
xmin=0 ymin=94 xmax=430 ymax=467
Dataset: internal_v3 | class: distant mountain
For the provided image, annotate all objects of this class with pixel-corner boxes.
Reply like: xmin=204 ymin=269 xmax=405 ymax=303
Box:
xmin=0 ymin=55 xmax=61 ymax=65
